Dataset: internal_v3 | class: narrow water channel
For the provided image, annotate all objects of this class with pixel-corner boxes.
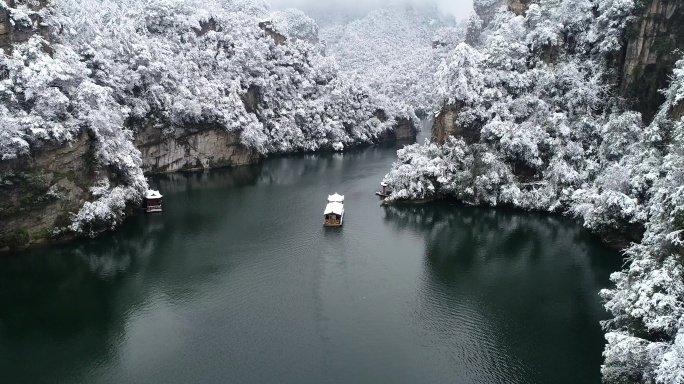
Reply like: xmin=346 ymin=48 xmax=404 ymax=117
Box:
xmin=0 ymin=142 xmax=621 ymax=383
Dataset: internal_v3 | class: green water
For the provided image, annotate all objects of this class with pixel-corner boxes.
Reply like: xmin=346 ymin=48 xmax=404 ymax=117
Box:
xmin=0 ymin=143 xmax=621 ymax=383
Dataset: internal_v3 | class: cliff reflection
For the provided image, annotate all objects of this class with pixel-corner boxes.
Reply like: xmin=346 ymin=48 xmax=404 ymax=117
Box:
xmin=0 ymin=215 xmax=157 ymax=382
xmin=148 ymin=145 xmax=408 ymax=195
xmin=382 ymin=202 xmax=623 ymax=383
xmin=0 ymin=141 xmax=623 ymax=384
xmin=150 ymin=162 xmax=262 ymax=194
xmin=383 ymin=202 xmax=617 ymax=279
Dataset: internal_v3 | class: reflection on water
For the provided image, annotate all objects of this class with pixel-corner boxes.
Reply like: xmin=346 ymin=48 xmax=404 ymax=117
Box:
xmin=384 ymin=202 xmax=620 ymax=383
xmin=0 ymin=144 xmax=620 ymax=384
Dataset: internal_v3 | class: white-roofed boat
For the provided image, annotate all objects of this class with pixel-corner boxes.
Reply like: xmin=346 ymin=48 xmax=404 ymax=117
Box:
xmin=144 ymin=190 xmax=163 ymax=213
xmin=375 ymin=182 xmax=390 ymax=199
xmin=324 ymin=193 xmax=344 ymax=227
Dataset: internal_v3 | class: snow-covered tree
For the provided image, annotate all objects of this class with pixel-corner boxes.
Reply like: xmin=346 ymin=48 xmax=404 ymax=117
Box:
xmin=0 ymin=0 xmax=416 ymax=236
xmin=600 ymin=56 xmax=684 ymax=383
xmin=380 ymin=0 xmax=684 ymax=380
xmin=316 ymin=5 xmax=465 ymax=113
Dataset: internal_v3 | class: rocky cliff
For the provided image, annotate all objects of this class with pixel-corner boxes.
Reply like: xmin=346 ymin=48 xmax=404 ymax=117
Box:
xmin=2 ymin=116 xmax=415 ymax=251
xmin=0 ymin=0 xmax=50 ymax=52
xmin=619 ymin=0 xmax=684 ymax=123
xmin=434 ymin=0 xmax=684 ymax=142
xmin=431 ymin=103 xmax=480 ymax=145
xmin=0 ymin=131 xmax=101 ymax=251
xmin=472 ymin=0 xmax=508 ymax=28
xmin=472 ymin=0 xmax=532 ymax=29
xmin=134 ymin=126 xmax=259 ymax=174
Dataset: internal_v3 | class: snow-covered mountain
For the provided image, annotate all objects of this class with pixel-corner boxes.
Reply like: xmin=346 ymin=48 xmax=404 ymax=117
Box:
xmin=381 ymin=0 xmax=684 ymax=381
xmin=0 ymin=0 xmax=416 ymax=242
xmin=3 ymin=0 xmax=684 ymax=381
xmin=314 ymin=5 xmax=465 ymax=112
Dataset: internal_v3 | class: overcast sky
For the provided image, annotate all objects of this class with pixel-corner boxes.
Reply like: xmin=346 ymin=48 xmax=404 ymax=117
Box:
xmin=266 ymin=0 xmax=474 ymax=20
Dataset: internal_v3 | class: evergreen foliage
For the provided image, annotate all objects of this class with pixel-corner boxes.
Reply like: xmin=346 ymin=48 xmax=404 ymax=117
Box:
xmin=0 ymin=0 xmax=415 ymax=236
xmin=380 ymin=0 xmax=684 ymax=380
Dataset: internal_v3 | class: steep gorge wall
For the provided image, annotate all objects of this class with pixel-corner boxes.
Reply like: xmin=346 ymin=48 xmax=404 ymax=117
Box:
xmin=0 ymin=0 xmax=50 ymax=52
xmin=0 ymin=1 xmax=419 ymax=251
xmin=435 ymin=0 xmax=684 ymax=143
xmin=3 ymin=110 xmax=416 ymax=247
xmin=620 ymin=0 xmax=684 ymax=123
xmin=0 ymin=131 xmax=100 ymax=251
xmin=1 ymin=115 xmax=416 ymax=251
xmin=135 ymin=126 xmax=259 ymax=174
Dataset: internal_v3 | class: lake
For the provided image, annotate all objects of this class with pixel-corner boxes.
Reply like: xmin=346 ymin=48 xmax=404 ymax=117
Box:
xmin=0 ymin=141 xmax=621 ymax=383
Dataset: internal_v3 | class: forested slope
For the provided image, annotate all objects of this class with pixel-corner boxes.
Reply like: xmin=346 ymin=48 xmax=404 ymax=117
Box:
xmin=381 ymin=0 xmax=684 ymax=381
xmin=0 ymin=0 xmax=417 ymax=246
xmin=315 ymin=5 xmax=465 ymax=112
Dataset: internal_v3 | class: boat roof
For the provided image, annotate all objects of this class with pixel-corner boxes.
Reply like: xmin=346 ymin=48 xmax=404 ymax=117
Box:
xmin=146 ymin=190 xmax=163 ymax=199
xmin=324 ymin=202 xmax=344 ymax=215
xmin=328 ymin=193 xmax=344 ymax=202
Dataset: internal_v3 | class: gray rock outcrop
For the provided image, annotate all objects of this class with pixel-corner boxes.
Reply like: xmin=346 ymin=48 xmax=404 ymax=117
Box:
xmin=135 ymin=126 xmax=259 ymax=174
xmin=619 ymin=0 xmax=684 ymax=123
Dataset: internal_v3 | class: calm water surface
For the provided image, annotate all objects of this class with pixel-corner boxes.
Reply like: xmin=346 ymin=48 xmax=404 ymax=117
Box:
xmin=0 ymin=142 xmax=621 ymax=383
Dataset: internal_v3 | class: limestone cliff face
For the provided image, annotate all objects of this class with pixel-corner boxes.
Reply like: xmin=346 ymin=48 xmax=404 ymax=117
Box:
xmin=620 ymin=0 xmax=684 ymax=123
xmin=394 ymin=118 xmax=419 ymax=141
xmin=0 ymin=126 xmax=257 ymax=251
xmin=374 ymin=110 xmax=419 ymax=142
xmin=0 ymin=0 xmax=51 ymax=53
xmin=508 ymin=0 xmax=534 ymax=16
xmin=436 ymin=0 xmax=684 ymax=143
xmin=431 ymin=103 xmax=481 ymax=145
xmin=473 ymin=0 xmax=533 ymax=30
xmin=473 ymin=0 xmax=509 ymax=28
xmin=432 ymin=104 xmax=459 ymax=144
xmin=258 ymin=21 xmax=287 ymax=46
xmin=135 ymin=126 xmax=259 ymax=174
xmin=0 ymin=131 xmax=100 ymax=251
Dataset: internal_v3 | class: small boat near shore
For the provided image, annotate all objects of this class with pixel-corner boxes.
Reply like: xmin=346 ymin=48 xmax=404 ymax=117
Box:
xmin=324 ymin=193 xmax=344 ymax=227
xmin=144 ymin=190 xmax=163 ymax=213
xmin=375 ymin=182 xmax=391 ymax=199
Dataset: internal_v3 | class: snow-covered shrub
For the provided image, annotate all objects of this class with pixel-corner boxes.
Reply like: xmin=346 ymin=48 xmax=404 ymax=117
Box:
xmin=381 ymin=3 xmax=684 ymax=381
xmin=571 ymin=188 xmax=646 ymax=235
xmin=384 ymin=1 xmax=627 ymax=214
xmin=1 ymin=0 xmax=416 ymax=236
xmin=68 ymin=180 xmax=140 ymax=236
xmin=270 ymin=8 xmax=319 ymax=42
xmin=318 ymin=5 xmax=465 ymax=113
xmin=384 ymin=137 xmax=475 ymax=201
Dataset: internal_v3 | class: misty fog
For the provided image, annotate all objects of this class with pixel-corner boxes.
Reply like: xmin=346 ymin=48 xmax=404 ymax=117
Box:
xmin=266 ymin=0 xmax=474 ymax=20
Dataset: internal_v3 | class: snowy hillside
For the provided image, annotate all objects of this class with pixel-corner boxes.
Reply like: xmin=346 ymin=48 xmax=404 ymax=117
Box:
xmin=315 ymin=5 xmax=465 ymax=112
xmin=381 ymin=0 xmax=684 ymax=381
xmin=0 ymin=0 xmax=416 ymax=238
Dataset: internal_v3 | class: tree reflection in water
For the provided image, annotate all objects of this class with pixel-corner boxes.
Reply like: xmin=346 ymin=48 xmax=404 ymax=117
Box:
xmin=382 ymin=202 xmax=623 ymax=383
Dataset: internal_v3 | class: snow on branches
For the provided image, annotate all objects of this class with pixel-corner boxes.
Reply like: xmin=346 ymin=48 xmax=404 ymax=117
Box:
xmin=600 ymin=56 xmax=684 ymax=383
xmin=318 ymin=5 xmax=465 ymax=113
xmin=1 ymin=0 xmax=415 ymax=236
xmin=382 ymin=0 xmax=684 ymax=381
